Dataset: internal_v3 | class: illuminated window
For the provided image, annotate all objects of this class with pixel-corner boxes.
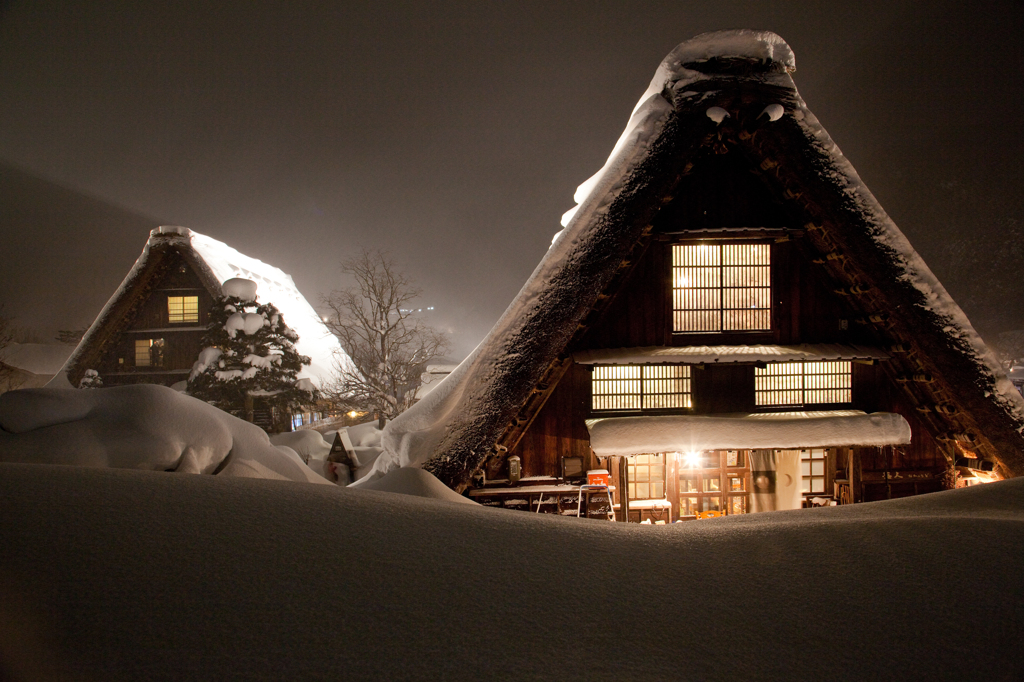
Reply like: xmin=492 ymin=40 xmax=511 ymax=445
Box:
xmin=628 ymin=454 xmax=666 ymax=500
xmin=801 ymin=448 xmax=827 ymax=494
xmin=591 ymin=365 xmax=691 ymax=411
xmin=672 ymin=243 xmax=771 ymax=332
xmin=755 ymin=361 xmax=852 ymax=407
xmin=678 ymin=450 xmax=750 ymax=516
xmin=168 ymin=295 xmax=199 ymax=323
xmin=134 ymin=338 xmax=164 ymax=368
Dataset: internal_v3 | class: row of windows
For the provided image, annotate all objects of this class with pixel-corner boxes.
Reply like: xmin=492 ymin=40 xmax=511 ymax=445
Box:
xmin=592 ymin=361 xmax=852 ymax=411
xmin=591 ymin=365 xmax=692 ymax=411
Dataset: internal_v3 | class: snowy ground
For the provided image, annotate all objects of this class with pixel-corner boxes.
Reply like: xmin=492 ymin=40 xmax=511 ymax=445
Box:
xmin=1 ymin=463 xmax=1021 ymax=680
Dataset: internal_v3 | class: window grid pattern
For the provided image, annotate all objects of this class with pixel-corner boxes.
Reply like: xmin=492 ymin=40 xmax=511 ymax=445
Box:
xmin=628 ymin=454 xmax=666 ymax=500
xmin=800 ymin=448 xmax=827 ymax=494
xmin=672 ymin=243 xmax=771 ymax=333
xmin=168 ymin=295 xmax=199 ymax=323
xmin=755 ymin=361 xmax=852 ymax=407
xmin=678 ymin=450 xmax=749 ymax=516
xmin=592 ymin=365 xmax=691 ymax=411
xmin=134 ymin=338 xmax=164 ymax=368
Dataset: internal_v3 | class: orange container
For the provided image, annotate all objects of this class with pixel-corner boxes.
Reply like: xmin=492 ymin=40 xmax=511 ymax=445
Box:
xmin=587 ymin=469 xmax=610 ymax=486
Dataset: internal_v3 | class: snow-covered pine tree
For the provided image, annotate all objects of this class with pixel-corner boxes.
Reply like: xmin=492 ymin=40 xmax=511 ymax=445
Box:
xmin=187 ymin=278 xmax=319 ymax=430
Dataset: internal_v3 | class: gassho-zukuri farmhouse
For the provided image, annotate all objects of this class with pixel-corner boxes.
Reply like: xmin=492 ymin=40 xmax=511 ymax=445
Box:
xmin=368 ymin=29 xmax=1024 ymax=521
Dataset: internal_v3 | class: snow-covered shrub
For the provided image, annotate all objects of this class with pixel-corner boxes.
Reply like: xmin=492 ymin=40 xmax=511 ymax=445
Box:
xmin=78 ymin=369 xmax=103 ymax=389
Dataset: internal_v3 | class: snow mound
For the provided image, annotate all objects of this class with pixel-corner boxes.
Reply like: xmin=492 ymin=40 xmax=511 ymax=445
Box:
xmin=221 ymin=277 xmax=258 ymax=301
xmin=269 ymin=429 xmax=331 ymax=462
xmin=0 ymin=463 xmax=1022 ymax=680
xmin=0 ymin=385 xmax=329 ymax=484
xmin=356 ymin=467 xmax=477 ymax=505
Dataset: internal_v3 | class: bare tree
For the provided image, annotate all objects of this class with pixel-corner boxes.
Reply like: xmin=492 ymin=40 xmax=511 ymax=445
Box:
xmin=321 ymin=250 xmax=450 ymax=429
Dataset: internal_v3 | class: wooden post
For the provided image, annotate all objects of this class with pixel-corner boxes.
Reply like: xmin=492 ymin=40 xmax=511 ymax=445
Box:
xmin=618 ymin=455 xmax=630 ymax=522
xmin=849 ymin=447 xmax=862 ymax=503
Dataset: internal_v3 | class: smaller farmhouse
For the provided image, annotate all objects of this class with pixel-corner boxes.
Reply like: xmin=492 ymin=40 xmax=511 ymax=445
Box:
xmin=54 ymin=226 xmax=344 ymax=429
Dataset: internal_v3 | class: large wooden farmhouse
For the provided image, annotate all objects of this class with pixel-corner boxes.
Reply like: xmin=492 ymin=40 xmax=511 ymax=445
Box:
xmin=54 ymin=226 xmax=343 ymax=430
xmin=378 ymin=30 xmax=1024 ymax=520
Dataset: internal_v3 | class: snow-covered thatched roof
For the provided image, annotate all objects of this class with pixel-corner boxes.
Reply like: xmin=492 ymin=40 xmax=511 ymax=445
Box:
xmin=55 ymin=226 xmax=344 ymax=388
xmin=374 ymin=29 xmax=1024 ymax=488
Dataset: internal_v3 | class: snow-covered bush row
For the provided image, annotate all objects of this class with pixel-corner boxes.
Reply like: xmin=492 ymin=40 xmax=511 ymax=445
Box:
xmin=0 ymin=384 xmax=330 ymax=484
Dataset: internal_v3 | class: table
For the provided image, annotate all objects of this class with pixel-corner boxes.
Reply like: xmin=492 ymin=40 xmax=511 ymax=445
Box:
xmin=468 ymin=484 xmax=615 ymax=517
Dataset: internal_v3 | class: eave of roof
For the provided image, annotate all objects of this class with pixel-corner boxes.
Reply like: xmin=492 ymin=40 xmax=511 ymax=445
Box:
xmin=586 ymin=410 xmax=912 ymax=455
xmin=573 ymin=344 xmax=890 ymax=365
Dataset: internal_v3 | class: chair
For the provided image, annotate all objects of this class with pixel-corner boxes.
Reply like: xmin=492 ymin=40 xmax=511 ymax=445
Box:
xmin=577 ymin=484 xmax=615 ymax=521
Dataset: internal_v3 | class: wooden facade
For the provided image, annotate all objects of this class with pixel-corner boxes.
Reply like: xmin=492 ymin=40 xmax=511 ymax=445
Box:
xmin=88 ymin=249 xmax=215 ymax=389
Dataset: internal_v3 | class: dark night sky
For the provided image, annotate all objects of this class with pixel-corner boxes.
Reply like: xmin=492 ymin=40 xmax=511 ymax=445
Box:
xmin=1 ymin=1 xmax=1023 ymax=358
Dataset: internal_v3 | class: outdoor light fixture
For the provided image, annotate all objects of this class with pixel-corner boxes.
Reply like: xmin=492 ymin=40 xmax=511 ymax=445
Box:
xmin=684 ymin=451 xmax=702 ymax=468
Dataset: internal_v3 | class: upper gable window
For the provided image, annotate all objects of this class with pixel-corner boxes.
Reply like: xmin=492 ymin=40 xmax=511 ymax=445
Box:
xmin=672 ymin=243 xmax=771 ymax=333
xmin=754 ymin=361 xmax=852 ymax=407
xmin=592 ymin=364 xmax=691 ymax=411
xmin=168 ymin=295 xmax=199 ymax=324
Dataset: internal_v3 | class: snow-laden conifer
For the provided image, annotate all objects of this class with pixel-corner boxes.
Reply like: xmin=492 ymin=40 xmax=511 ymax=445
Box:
xmin=188 ymin=278 xmax=318 ymax=429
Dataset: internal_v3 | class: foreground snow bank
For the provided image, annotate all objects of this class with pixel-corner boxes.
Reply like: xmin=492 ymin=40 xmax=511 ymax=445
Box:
xmin=0 ymin=463 xmax=1021 ymax=680
xmin=0 ymin=385 xmax=329 ymax=484
xmin=356 ymin=466 xmax=477 ymax=505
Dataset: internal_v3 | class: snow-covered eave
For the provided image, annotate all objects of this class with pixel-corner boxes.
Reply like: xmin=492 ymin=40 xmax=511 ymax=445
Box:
xmin=573 ymin=344 xmax=890 ymax=366
xmin=586 ymin=411 xmax=912 ymax=456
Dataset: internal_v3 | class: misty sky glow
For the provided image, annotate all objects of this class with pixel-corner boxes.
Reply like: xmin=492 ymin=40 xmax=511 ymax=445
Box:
xmin=1 ymin=1 xmax=1022 ymax=359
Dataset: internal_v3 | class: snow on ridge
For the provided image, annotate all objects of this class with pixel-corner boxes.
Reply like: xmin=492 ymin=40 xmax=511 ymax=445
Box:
xmin=561 ymin=30 xmax=791 ymax=229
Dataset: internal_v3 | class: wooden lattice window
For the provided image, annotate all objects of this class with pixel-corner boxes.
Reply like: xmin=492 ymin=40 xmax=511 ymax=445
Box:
xmin=672 ymin=243 xmax=771 ymax=332
xmin=134 ymin=338 xmax=164 ymax=368
xmin=801 ymin=448 xmax=827 ymax=494
xmin=591 ymin=365 xmax=691 ymax=411
xmin=628 ymin=454 xmax=666 ymax=500
xmin=168 ymin=295 xmax=199 ymax=323
xmin=754 ymin=361 xmax=852 ymax=407
xmin=678 ymin=450 xmax=750 ymax=515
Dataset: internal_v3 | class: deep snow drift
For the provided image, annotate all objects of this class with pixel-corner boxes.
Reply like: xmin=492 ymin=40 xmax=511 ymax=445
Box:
xmin=1 ymin=463 xmax=1022 ymax=680
xmin=0 ymin=385 xmax=329 ymax=484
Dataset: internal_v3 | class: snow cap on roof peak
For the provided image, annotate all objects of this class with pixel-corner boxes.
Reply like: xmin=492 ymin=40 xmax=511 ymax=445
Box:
xmin=222 ymin=277 xmax=258 ymax=302
xmin=150 ymin=225 xmax=193 ymax=240
xmin=665 ymin=29 xmax=795 ymax=74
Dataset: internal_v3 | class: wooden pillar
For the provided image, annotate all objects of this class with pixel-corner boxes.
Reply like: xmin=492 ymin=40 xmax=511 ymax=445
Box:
xmin=618 ymin=455 xmax=630 ymax=522
xmin=849 ymin=447 xmax=862 ymax=503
